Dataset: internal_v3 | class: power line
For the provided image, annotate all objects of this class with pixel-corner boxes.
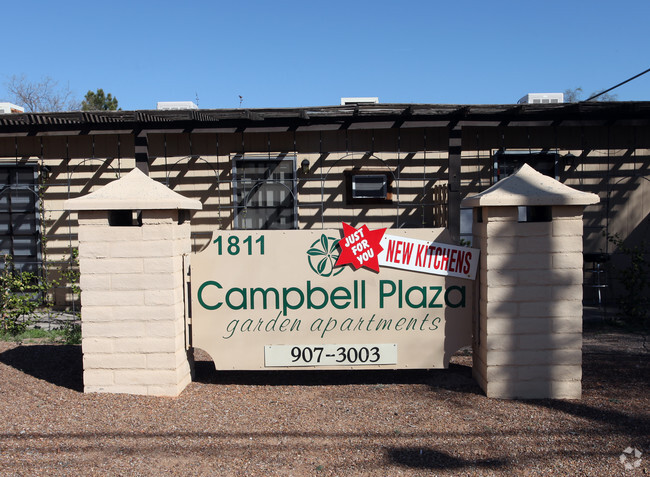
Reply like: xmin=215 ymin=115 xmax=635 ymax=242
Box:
xmin=583 ymin=67 xmax=650 ymax=102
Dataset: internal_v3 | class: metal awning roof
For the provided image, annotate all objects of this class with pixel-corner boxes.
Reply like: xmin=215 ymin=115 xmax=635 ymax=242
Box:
xmin=1 ymin=102 xmax=649 ymax=136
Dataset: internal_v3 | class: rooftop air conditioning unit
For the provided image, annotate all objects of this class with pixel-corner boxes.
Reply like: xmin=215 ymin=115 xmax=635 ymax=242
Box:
xmin=518 ymin=93 xmax=564 ymax=104
xmin=340 ymin=97 xmax=379 ymax=105
xmin=157 ymin=101 xmax=199 ymax=110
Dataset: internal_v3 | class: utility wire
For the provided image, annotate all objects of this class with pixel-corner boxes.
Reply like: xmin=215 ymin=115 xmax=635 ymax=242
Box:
xmin=583 ymin=67 xmax=650 ymax=102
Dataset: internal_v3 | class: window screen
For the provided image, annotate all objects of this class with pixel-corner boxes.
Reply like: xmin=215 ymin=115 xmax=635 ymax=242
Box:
xmin=493 ymin=151 xmax=558 ymax=183
xmin=351 ymin=175 xmax=388 ymax=199
xmin=0 ymin=165 xmax=41 ymax=273
xmin=232 ymin=156 xmax=297 ymax=230
xmin=345 ymin=171 xmax=392 ymax=205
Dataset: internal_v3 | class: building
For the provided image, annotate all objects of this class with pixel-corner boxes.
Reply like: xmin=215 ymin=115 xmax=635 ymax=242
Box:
xmin=0 ymin=103 xmax=24 ymax=114
xmin=1 ymin=101 xmax=649 ymax=307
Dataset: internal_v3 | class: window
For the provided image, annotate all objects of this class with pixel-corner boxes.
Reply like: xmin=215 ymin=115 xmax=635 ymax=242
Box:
xmin=491 ymin=152 xmax=557 ymax=225
xmin=518 ymin=205 xmax=552 ymax=223
xmin=460 ymin=207 xmax=474 ymax=245
xmin=493 ymin=150 xmax=558 ymax=183
xmin=352 ymin=175 xmax=387 ymax=199
xmin=232 ymin=155 xmax=297 ymax=230
xmin=345 ymin=171 xmax=392 ymax=205
xmin=0 ymin=164 xmax=41 ymax=273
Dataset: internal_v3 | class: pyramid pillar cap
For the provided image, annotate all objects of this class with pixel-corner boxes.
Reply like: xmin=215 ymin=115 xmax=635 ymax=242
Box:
xmin=64 ymin=168 xmax=202 ymax=211
xmin=461 ymin=164 xmax=599 ymax=208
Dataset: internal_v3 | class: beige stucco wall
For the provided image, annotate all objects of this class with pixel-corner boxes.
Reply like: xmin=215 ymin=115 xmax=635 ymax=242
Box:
xmin=472 ymin=205 xmax=585 ymax=399
xmin=1 ymin=123 xmax=648 ymax=307
xmin=76 ymin=208 xmax=193 ymax=396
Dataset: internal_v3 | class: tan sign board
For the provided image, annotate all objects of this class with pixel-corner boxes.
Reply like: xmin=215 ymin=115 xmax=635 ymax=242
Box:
xmin=190 ymin=228 xmax=475 ymax=370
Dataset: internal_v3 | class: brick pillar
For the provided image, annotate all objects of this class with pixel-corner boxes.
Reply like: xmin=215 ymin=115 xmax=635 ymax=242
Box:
xmin=463 ymin=164 xmax=598 ymax=399
xmin=65 ymin=169 xmax=201 ymax=396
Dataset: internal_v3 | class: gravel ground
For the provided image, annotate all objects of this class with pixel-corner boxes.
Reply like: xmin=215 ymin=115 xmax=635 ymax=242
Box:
xmin=0 ymin=326 xmax=647 ymax=476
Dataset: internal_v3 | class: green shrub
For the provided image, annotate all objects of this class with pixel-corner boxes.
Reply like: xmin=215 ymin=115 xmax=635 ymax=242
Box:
xmin=0 ymin=255 xmax=47 ymax=335
xmin=62 ymin=322 xmax=82 ymax=345
xmin=608 ymin=234 xmax=649 ymax=329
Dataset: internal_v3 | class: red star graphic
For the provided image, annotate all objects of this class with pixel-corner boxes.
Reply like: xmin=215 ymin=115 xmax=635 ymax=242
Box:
xmin=335 ymin=223 xmax=386 ymax=273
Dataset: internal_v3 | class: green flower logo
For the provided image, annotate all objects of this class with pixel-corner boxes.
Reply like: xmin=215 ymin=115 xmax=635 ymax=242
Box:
xmin=307 ymin=234 xmax=344 ymax=277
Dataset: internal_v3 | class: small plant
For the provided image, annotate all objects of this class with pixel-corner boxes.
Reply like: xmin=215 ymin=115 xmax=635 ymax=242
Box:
xmin=0 ymin=255 xmax=47 ymax=335
xmin=62 ymin=322 xmax=82 ymax=345
xmin=607 ymin=233 xmax=649 ymax=329
xmin=46 ymin=248 xmax=81 ymax=307
xmin=61 ymin=248 xmax=81 ymax=298
xmin=44 ymin=249 xmax=82 ymax=338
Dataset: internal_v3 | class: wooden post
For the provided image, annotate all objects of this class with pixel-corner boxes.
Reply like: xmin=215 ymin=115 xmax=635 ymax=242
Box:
xmin=448 ymin=121 xmax=462 ymax=243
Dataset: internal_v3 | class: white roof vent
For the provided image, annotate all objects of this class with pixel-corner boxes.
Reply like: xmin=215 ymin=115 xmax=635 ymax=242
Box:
xmin=340 ymin=97 xmax=379 ymax=105
xmin=518 ymin=93 xmax=564 ymax=104
xmin=157 ymin=101 xmax=199 ymax=110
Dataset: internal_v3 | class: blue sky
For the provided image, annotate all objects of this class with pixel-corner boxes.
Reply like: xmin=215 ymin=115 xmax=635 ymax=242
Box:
xmin=2 ymin=0 xmax=648 ymax=110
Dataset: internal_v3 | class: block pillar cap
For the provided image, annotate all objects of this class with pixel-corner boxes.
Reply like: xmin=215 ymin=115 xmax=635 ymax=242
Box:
xmin=461 ymin=164 xmax=599 ymax=208
xmin=63 ymin=168 xmax=202 ymax=211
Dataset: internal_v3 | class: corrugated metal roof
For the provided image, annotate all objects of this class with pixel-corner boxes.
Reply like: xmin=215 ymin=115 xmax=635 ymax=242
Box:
xmin=0 ymin=102 xmax=648 ymax=133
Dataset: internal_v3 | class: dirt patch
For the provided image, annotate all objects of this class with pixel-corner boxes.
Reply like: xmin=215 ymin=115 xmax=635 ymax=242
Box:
xmin=0 ymin=328 xmax=647 ymax=476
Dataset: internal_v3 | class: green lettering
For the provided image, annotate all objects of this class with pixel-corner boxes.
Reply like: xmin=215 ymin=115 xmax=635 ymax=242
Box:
xmin=419 ymin=314 xmax=430 ymax=331
xmin=225 ymin=287 xmax=247 ymax=310
xmin=265 ymin=312 xmax=280 ymax=332
xmin=428 ymin=286 xmax=443 ymax=308
xmin=365 ymin=314 xmax=376 ymax=331
xmin=379 ymin=280 xmax=396 ymax=308
xmin=307 ymin=281 xmax=328 ymax=310
xmin=250 ymin=287 xmax=279 ymax=310
xmin=398 ymin=280 xmax=403 ymax=308
xmin=282 ymin=287 xmax=305 ymax=316
xmin=321 ymin=318 xmax=337 ymax=338
xmin=445 ymin=286 xmax=466 ymax=308
xmin=197 ymin=281 xmax=222 ymax=310
xmin=331 ymin=287 xmax=351 ymax=309
xmin=310 ymin=318 xmax=323 ymax=332
xmin=405 ymin=286 xmax=426 ymax=308
xmin=429 ymin=316 xmax=441 ymax=331
xmin=223 ymin=319 xmax=238 ymax=339
xmin=376 ymin=318 xmax=392 ymax=330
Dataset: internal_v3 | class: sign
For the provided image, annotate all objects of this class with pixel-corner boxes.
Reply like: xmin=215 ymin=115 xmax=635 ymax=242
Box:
xmin=264 ymin=343 xmax=398 ymax=367
xmin=379 ymin=234 xmax=479 ymax=279
xmin=334 ymin=223 xmax=479 ymax=279
xmin=191 ymin=228 xmax=474 ymax=370
xmin=335 ymin=223 xmax=386 ymax=272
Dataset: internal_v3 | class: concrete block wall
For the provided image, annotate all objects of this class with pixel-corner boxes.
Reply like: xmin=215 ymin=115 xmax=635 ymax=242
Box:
xmin=472 ymin=205 xmax=584 ymax=399
xmin=78 ymin=209 xmax=192 ymax=396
